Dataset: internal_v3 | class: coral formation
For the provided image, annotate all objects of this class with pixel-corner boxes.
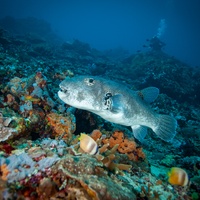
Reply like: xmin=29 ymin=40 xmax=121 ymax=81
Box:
xmin=0 ymin=16 xmax=199 ymax=199
xmin=0 ymin=138 xmax=62 ymax=183
xmin=67 ymin=131 xmax=132 ymax=173
xmin=46 ymin=112 xmax=76 ymax=142
xmin=103 ymin=130 xmax=145 ymax=161
xmin=50 ymin=155 xmax=136 ymax=200
xmin=0 ymin=112 xmax=17 ymax=142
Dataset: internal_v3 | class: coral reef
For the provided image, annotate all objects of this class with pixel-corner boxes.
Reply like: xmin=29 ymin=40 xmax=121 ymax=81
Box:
xmin=0 ymin=112 xmax=17 ymax=142
xmin=67 ymin=131 xmax=133 ymax=173
xmin=0 ymin=139 xmax=61 ymax=183
xmin=50 ymin=155 xmax=136 ymax=200
xmin=0 ymin=16 xmax=199 ymax=199
xmin=115 ymin=52 xmax=200 ymax=105
xmin=46 ymin=112 xmax=76 ymax=142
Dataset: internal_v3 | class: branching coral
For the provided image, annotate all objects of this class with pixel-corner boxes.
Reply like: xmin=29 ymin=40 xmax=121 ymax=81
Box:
xmin=103 ymin=130 xmax=145 ymax=161
xmin=91 ymin=130 xmax=145 ymax=168
xmin=97 ymin=143 xmax=132 ymax=173
xmin=68 ymin=130 xmax=132 ymax=173
xmin=140 ymin=183 xmax=162 ymax=200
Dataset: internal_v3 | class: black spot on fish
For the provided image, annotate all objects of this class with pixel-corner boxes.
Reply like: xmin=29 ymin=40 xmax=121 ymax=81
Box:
xmin=84 ymin=78 xmax=95 ymax=86
xmin=89 ymin=78 xmax=94 ymax=84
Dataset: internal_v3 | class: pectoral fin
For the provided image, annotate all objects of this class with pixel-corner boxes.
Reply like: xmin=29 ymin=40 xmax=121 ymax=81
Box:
xmin=104 ymin=93 xmax=124 ymax=113
xmin=110 ymin=94 xmax=124 ymax=113
xmin=131 ymin=125 xmax=147 ymax=142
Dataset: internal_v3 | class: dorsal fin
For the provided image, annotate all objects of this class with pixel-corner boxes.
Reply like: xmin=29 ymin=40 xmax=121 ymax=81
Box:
xmin=137 ymin=87 xmax=159 ymax=103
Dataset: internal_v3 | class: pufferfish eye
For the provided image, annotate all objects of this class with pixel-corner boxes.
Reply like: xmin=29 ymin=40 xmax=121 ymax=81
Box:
xmin=84 ymin=78 xmax=95 ymax=86
xmin=89 ymin=78 xmax=94 ymax=83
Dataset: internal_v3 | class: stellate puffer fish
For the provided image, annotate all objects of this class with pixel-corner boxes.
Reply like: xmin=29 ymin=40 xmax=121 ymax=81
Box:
xmin=168 ymin=167 xmax=189 ymax=186
xmin=79 ymin=133 xmax=98 ymax=155
xmin=58 ymin=76 xmax=177 ymax=142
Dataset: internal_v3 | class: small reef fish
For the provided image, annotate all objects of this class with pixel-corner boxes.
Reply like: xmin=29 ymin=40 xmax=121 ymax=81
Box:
xmin=79 ymin=133 xmax=98 ymax=155
xmin=168 ymin=167 xmax=189 ymax=186
xmin=58 ymin=76 xmax=177 ymax=142
xmin=24 ymin=95 xmax=40 ymax=102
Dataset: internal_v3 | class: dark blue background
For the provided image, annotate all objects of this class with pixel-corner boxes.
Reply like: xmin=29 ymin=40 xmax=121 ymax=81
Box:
xmin=0 ymin=0 xmax=200 ymax=66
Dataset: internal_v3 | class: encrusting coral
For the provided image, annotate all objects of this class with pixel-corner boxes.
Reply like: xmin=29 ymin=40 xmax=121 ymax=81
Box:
xmin=2 ymin=72 xmax=55 ymax=114
xmin=0 ymin=136 xmax=136 ymax=200
xmin=50 ymin=154 xmax=136 ymax=200
xmin=0 ymin=71 xmax=77 ymax=142
xmin=46 ymin=112 xmax=76 ymax=142
xmin=0 ymin=108 xmax=43 ymax=142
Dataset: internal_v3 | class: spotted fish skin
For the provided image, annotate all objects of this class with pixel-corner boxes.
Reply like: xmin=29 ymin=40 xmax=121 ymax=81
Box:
xmin=58 ymin=76 xmax=177 ymax=142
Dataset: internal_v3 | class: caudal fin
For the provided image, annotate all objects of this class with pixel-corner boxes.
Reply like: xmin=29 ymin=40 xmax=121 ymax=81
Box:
xmin=153 ymin=115 xmax=177 ymax=142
